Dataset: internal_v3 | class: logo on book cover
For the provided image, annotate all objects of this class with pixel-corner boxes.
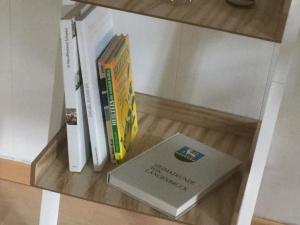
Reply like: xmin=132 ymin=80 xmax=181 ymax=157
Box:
xmin=174 ymin=146 xmax=204 ymax=162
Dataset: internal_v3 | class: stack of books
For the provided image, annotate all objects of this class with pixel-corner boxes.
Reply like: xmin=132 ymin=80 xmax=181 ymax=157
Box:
xmin=60 ymin=4 xmax=138 ymax=172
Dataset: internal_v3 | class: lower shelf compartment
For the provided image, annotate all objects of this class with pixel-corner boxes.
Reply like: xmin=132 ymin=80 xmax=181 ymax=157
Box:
xmin=32 ymin=93 xmax=260 ymax=225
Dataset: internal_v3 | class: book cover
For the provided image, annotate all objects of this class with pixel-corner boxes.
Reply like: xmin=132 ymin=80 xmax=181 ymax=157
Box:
xmin=97 ymin=35 xmax=123 ymax=163
xmin=60 ymin=4 xmax=91 ymax=172
xmin=108 ymin=134 xmax=241 ymax=218
xmin=104 ymin=35 xmax=139 ymax=162
xmin=76 ymin=7 xmax=114 ymax=171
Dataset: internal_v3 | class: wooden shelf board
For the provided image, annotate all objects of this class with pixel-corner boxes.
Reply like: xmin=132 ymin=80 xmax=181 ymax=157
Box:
xmin=252 ymin=218 xmax=286 ymax=225
xmin=73 ymin=0 xmax=291 ymax=43
xmin=32 ymin=93 xmax=260 ymax=225
xmin=0 ymin=158 xmax=31 ymax=185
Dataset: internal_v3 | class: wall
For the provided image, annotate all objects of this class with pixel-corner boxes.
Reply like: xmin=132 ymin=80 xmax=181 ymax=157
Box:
xmin=0 ymin=0 xmax=64 ymax=163
xmin=112 ymin=10 xmax=275 ymax=119
xmin=0 ymin=2 xmax=276 ymax=164
xmin=254 ymin=34 xmax=300 ymax=225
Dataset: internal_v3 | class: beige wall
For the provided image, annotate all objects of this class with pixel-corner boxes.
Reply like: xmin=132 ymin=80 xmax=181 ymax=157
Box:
xmin=255 ymin=34 xmax=300 ymax=224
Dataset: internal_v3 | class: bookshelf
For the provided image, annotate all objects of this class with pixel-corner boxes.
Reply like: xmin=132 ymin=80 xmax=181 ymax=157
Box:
xmin=32 ymin=93 xmax=260 ymax=225
xmin=0 ymin=1 xmax=297 ymax=225
xmin=73 ymin=0 xmax=291 ymax=43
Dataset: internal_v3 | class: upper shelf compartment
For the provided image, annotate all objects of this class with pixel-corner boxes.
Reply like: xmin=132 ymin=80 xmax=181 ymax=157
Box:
xmin=73 ymin=0 xmax=291 ymax=43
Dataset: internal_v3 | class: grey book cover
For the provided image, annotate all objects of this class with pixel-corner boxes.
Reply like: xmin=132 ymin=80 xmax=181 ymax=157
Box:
xmin=107 ymin=133 xmax=241 ymax=218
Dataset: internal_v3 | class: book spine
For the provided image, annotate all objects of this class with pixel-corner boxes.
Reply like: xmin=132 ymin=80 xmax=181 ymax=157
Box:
xmin=107 ymin=37 xmax=136 ymax=162
xmin=73 ymin=16 xmax=91 ymax=171
xmin=98 ymin=63 xmax=116 ymax=163
xmin=76 ymin=21 xmax=102 ymax=171
xmin=60 ymin=19 xmax=89 ymax=172
xmin=105 ymin=67 xmax=121 ymax=161
xmin=76 ymin=14 xmax=113 ymax=170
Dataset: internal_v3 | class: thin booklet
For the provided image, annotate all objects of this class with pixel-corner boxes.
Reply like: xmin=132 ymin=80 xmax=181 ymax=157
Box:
xmin=108 ymin=134 xmax=241 ymax=218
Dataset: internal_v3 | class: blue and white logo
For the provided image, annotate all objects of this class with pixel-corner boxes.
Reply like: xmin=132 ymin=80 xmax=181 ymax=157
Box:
xmin=174 ymin=146 xmax=204 ymax=163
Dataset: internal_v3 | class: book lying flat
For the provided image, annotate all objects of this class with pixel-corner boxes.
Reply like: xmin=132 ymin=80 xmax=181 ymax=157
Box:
xmin=108 ymin=133 xmax=241 ymax=218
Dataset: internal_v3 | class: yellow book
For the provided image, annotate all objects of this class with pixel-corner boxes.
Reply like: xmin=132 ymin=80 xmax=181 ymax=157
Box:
xmin=104 ymin=35 xmax=138 ymax=162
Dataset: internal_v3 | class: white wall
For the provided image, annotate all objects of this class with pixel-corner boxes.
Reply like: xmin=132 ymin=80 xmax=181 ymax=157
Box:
xmin=0 ymin=3 xmax=276 ymax=163
xmin=0 ymin=0 xmax=63 ymax=163
xmin=113 ymin=10 xmax=275 ymax=119
xmin=0 ymin=0 xmax=13 ymax=161
xmin=255 ymin=34 xmax=300 ymax=225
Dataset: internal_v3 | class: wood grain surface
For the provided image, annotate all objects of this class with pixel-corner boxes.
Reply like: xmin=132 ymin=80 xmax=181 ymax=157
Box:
xmin=0 ymin=158 xmax=31 ymax=185
xmin=59 ymin=195 xmax=277 ymax=225
xmin=252 ymin=218 xmax=286 ymax=225
xmin=34 ymin=93 xmax=259 ymax=225
xmin=59 ymin=194 xmax=186 ymax=225
xmin=73 ymin=0 xmax=291 ymax=42
xmin=0 ymin=180 xmax=41 ymax=225
xmin=31 ymin=126 xmax=67 ymax=185
xmin=0 ymin=180 xmax=281 ymax=225
xmin=230 ymin=122 xmax=261 ymax=225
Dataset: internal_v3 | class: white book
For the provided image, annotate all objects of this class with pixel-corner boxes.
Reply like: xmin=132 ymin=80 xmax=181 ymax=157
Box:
xmin=60 ymin=4 xmax=91 ymax=172
xmin=76 ymin=7 xmax=114 ymax=171
xmin=108 ymin=134 xmax=241 ymax=218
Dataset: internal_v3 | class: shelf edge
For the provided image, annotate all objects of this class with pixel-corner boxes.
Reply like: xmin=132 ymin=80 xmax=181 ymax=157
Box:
xmin=72 ymin=0 xmax=289 ymax=43
xmin=0 ymin=158 xmax=31 ymax=185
